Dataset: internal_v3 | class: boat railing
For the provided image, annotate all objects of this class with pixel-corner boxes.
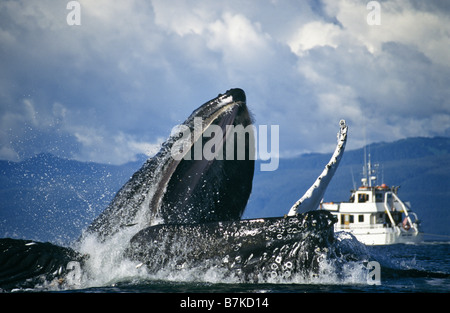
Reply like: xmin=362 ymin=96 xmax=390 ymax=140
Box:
xmin=384 ymin=191 xmax=418 ymax=234
xmin=383 ymin=193 xmax=399 ymax=234
xmin=335 ymin=224 xmax=387 ymax=230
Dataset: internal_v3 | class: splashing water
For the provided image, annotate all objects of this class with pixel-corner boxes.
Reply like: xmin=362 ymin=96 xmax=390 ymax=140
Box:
xmin=68 ymin=226 xmax=150 ymax=289
xmin=39 ymin=226 xmax=373 ymax=291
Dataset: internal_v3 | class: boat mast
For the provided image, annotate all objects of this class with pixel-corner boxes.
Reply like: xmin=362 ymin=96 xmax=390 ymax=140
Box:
xmin=362 ymin=150 xmax=377 ymax=187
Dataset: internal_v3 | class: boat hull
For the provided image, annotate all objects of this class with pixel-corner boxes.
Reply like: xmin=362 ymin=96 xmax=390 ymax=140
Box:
xmin=335 ymin=225 xmax=423 ymax=245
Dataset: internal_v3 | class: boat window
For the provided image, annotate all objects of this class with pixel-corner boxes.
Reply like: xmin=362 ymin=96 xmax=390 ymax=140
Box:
xmin=340 ymin=214 xmax=354 ymax=225
xmin=377 ymin=213 xmax=384 ymax=223
xmin=375 ymin=193 xmax=383 ymax=202
xmin=358 ymin=193 xmax=369 ymax=203
xmin=358 ymin=215 xmax=364 ymax=222
xmin=349 ymin=194 xmax=355 ymax=203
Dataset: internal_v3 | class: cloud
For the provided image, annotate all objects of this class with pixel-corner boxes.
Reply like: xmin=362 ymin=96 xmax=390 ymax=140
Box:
xmin=0 ymin=0 xmax=449 ymax=164
xmin=288 ymin=21 xmax=342 ymax=54
xmin=73 ymin=127 xmax=164 ymax=164
xmin=326 ymin=0 xmax=450 ymax=66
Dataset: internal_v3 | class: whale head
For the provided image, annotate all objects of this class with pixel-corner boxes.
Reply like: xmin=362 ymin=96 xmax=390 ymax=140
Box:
xmin=85 ymin=88 xmax=255 ymax=241
xmin=160 ymin=88 xmax=254 ymax=224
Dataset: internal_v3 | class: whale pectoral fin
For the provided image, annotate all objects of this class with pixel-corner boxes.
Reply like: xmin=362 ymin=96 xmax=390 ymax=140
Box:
xmin=288 ymin=120 xmax=348 ymax=215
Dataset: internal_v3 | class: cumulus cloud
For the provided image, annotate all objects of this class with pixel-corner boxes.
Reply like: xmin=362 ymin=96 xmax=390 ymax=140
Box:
xmin=325 ymin=0 xmax=450 ymax=66
xmin=288 ymin=21 xmax=343 ymax=54
xmin=73 ymin=127 xmax=164 ymax=164
xmin=0 ymin=0 xmax=449 ymax=164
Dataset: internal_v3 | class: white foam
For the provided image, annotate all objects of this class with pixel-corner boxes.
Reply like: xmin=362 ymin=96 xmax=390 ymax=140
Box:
xmin=66 ymin=228 xmax=150 ymax=289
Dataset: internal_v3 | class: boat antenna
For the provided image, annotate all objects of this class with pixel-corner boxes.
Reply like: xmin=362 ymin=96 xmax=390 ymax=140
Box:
xmin=362 ymin=145 xmax=369 ymax=187
xmin=362 ymin=123 xmax=368 ymax=187
xmin=350 ymin=166 xmax=356 ymax=190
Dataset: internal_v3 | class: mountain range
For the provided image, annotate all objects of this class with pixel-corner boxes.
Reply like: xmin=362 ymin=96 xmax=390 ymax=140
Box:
xmin=1 ymin=136 xmax=449 ymax=244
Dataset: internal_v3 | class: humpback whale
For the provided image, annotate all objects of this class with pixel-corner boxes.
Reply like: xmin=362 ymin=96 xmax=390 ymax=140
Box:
xmin=0 ymin=88 xmax=348 ymax=290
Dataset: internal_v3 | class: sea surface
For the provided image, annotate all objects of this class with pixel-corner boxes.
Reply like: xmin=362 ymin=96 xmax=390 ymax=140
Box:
xmin=2 ymin=236 xmax=449 ymax=311
xmin=67 ymin=240 xmax=449 ymax=293
xmin=4 ymin=237 xmax=444 ymax=294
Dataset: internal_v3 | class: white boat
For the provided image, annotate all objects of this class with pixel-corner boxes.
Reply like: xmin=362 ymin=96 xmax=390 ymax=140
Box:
xmin=321 ymin=155 xmax=423 ymax=245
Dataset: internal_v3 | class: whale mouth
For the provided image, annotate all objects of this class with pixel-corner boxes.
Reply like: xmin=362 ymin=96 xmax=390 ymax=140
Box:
xmin=153 ymin=88 xmax=255 ymax=224
xmin=173 ymin=89 xmax=251 ymax=161
xmin=84 ymin=89 xmax=255 ymax=240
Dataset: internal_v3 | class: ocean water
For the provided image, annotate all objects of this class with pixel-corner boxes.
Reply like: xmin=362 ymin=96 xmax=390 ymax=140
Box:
xmin=2 ymin=234 xmax=449 ymax=311
xmin=71 ymin=241 xmax=449 ymax=294
xmin=5 ymin=233 xmax=447 ymax=295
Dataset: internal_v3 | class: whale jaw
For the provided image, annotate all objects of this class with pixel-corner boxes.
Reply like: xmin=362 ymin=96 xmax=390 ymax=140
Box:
xmin=84 ymin=89 xmax=254 ymax=241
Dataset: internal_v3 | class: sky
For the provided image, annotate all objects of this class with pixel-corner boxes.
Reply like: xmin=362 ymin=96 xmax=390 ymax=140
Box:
xmin=1 ymin=0 xmax=449 ymax=165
